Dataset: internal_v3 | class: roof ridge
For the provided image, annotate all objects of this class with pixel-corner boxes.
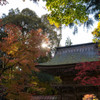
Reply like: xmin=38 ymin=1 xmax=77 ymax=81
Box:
xmin=56 ymin=42 xmax=96 ymax=49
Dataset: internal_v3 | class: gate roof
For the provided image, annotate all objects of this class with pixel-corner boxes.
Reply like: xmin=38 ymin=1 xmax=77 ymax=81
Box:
xmin=39 ymin=43 xmax=99 ymax=66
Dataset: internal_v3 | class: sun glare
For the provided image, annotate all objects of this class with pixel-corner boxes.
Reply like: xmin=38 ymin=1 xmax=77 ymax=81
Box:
xmin=42 ymin=43 xmax=48 ymax=48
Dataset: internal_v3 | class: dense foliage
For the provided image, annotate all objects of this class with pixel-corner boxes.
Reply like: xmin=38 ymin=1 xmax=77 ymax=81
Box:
xmin=0 ymin=7 xmax=62 ymax=98
xmin=0 ymin=8 xmax=61 ymax=63
xmin=0 ymin=23 xmax=60 ymax=99
xmin=44 ymin=0 xmax=100 ymax=34
xmin=74 ymin=61 xmax=100 ymax=85
xmin=46 ymin=0 xmax=88 ymax=27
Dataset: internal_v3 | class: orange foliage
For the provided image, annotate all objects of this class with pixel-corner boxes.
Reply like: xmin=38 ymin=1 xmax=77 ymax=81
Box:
xmin=0 ymin=23 xmax=49 ymax=99
xmin=0 ymin=24 xmax=48 ymax=71
xmin=83 ymin=94 xmax=98 ymax=100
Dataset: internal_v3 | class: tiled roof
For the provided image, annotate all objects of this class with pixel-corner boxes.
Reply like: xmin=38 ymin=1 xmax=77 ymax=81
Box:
xmin=39 ymin=43 xmax=99 ymax=66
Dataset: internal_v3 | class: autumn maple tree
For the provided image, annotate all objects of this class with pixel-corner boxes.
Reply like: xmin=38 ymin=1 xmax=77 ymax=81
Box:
xmin=1 ymin=8 xmax=60 ymax=62
xmin=74 ymin=61 xmax=100 ymax=85
xmin=0 ymin=23 xmax=50 ymax=99
xmin=0 ymin=24 xmax=47 ymax=75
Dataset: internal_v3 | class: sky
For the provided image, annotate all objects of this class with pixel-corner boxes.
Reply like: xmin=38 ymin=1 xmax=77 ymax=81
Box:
xmin=0 ymin=0 xmax=98 ymax=46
